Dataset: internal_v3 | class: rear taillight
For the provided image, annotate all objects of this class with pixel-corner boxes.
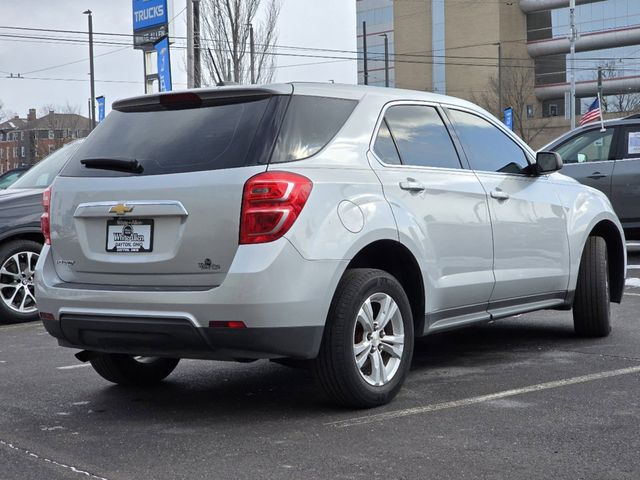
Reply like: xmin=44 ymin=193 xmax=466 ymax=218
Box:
xmin=41 ymin=186 xmax=52 ymax=245
xmin=239 ymin=171 xmax=312 ymax=244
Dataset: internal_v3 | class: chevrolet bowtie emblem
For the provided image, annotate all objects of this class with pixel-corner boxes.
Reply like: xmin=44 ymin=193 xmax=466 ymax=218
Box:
xmin=109 ymin=204 xmax=134 ymax=215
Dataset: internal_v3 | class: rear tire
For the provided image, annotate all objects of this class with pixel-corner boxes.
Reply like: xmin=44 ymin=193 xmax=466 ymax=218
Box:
xmin=0 ymin=239 xmax=42 ymax=324
xmin=314 ymin=268 xmax=414 ymax=408
xmin=573 ymin=236 xmax=611 ymax=337
xmin=89 ymin=354 xmax=179 ymax=386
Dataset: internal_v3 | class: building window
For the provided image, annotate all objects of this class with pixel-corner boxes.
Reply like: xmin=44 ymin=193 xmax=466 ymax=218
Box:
xmin=20 ymin=146 xmax=25 ymax=158
xmin=48 ymin=145 xmax=55 ymax=154
xmin=527 ymin=105 xmax=534 ymax=118
xmin=12 ymin=147 xmax=17 ymax=158
xmin=48 ymin=130 xmax=54 ymax=139
xmin=549 ymin=104 xmax=558 ymax=117
xmin=0 ymin=149 xmax=3 ymax=159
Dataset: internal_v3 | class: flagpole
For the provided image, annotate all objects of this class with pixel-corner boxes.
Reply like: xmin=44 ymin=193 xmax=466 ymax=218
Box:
xmin=598 ymin=92 xmax=606 ymax=133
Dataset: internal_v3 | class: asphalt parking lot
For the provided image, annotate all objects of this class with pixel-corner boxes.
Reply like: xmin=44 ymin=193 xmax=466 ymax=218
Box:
xmin=1 ymin=252 xmax=639 ymax=480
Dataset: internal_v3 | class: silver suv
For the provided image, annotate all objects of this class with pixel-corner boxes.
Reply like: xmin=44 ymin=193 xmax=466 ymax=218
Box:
xmin=36 ymin=84 xmax=626 ymax=407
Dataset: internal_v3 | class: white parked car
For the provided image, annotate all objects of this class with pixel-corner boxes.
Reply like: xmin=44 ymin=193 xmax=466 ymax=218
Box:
xmin=36 ymin=84 xmax=626 ymax=407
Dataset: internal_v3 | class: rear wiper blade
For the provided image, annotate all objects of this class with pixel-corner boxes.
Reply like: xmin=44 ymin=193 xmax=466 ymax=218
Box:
xmin=80 ymin=158 xmax=143 ymax=174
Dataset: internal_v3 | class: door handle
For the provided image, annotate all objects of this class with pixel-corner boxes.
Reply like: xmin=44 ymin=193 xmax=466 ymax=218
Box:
xmin=490 ymin=189 xmax=510 ymax=201
xmin=587 ymin=172 xmax=608 ymax=179
xmin=399 ymin=180 xmax=426 ymax=192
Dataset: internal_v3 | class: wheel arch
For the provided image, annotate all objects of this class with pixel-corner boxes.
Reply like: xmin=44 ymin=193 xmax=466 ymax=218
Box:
xmin=587 ymin=219 xmax=625 ymax=303
xmin=0 ymin=230 xmax=44 ymax=247
xmin=345 ymin=239 xmax=426 ymax=334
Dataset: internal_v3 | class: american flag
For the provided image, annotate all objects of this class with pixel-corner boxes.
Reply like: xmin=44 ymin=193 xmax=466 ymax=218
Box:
xmin=579 ymin=98 xmax=602 ymax=126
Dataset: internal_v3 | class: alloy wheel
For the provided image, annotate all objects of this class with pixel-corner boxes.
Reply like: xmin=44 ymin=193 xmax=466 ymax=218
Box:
xmin=353 ymin=292 xmax=405 ymax=386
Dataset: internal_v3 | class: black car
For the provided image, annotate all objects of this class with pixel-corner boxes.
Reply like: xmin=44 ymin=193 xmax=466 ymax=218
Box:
xmin=0 ymin=140 xmax=82 ymax=323
xmin=0 ymin=166 xmax=30 ymax=189
xmin=544 ymin=115 xmax=640 ymax=240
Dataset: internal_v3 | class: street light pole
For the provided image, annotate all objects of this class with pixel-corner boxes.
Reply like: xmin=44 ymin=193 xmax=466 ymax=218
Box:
xmin=569 ymin=0 xmax=577 ymax=129
xmin=380 ymin=33 xmax=389 ymax=87
xmin=83 ymin=10 xmax=96 ymax=130
xmin=193 ymin=0 xmax=201 ymax=88
xmin=497 ymin=42 xmax=503 ymax=116
xmin=362 ymin=21 xmax=369 ymax=86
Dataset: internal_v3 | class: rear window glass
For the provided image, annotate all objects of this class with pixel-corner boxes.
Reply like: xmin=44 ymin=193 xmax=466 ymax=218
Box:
xmin=270 ymin=96 xmax=357 ymax=163
xmin=61 ymin=98 xmax=272 ymax=177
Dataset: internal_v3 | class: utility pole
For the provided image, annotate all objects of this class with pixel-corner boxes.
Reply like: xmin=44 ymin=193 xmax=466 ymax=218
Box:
xmin=497 ymin=42 xmax=503 ymax=116
xmin=569 ymin=0 xmax=577 ymax=129
xmin=249 ymin=23 xmax=255 ymax=84
xmin=380 ymin=33 xmax=389 ymax=87
xmin=83 ymin=10 xmax=96 ymax=130
xmin=362 ymin=21 xmax=369 ymax=86
xmin=187 ymin=0 xmax=194 ymax=88
xmin=193 ymin=0 xmax=201 ymax=88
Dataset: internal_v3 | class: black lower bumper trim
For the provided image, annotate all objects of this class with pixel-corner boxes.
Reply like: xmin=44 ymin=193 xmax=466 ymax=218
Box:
xmin=44 ymin=315 xmax=323 ymax=360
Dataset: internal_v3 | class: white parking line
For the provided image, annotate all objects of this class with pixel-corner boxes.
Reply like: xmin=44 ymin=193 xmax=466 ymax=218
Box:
xmin=0 ymin=439 xmax=109 ymax=480
xmin=326 ymin=365 xmax=640 ymax=428
xmin=56 ymin=364 xmax=90 ymax=370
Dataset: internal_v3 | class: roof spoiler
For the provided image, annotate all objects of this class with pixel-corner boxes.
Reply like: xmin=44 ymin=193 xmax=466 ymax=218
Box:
xmin=113 ymin=85 xmax=293 ymax=112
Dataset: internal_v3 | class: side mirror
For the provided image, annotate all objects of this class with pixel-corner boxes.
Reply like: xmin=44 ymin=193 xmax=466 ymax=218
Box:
xmin=536 ymin=151 xmax=563 ymax=174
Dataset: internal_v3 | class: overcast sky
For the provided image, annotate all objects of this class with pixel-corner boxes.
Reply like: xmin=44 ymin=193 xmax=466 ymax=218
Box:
xmin=0 ymin=0 xmax=356 ymax=119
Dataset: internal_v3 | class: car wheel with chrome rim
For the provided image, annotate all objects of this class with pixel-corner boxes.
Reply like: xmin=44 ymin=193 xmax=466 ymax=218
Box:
xmin=0 ymin=239 xmax=42 ymax=324
xmin=314 ymin=268 xmax=414 ymax=408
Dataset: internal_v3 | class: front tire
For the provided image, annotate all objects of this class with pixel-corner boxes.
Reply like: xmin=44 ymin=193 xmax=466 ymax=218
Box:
xmin=89 ymin=354 xmax=179 ymax=386
xmin=314 ymin=268 xmax=414 ymax=408
xmin=573 ymin=236 xmax=611 ymax=337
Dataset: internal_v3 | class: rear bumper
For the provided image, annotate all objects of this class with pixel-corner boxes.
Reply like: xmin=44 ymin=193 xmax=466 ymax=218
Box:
xmin=35 ymin=238 xmax=347 ymax=359
xmin=43 ymin=314 xmax=323 ymax=360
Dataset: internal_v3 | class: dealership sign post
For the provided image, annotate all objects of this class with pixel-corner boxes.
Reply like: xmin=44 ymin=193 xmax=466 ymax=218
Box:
xmin=132 ymin=0 xmax=172 ymax=93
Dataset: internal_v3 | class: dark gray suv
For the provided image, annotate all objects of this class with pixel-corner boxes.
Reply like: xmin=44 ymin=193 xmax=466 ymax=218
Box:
xmin=544 ymin=115 xmax=640 ymax=240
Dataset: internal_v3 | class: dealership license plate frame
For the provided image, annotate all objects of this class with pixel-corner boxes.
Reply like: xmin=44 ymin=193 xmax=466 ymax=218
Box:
xmin=106 ymin=218 xmax=154 ymax=253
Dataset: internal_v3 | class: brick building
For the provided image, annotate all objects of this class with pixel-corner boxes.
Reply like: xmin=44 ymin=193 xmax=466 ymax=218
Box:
xmin=0 ymin=109 xmax=91 ymax=173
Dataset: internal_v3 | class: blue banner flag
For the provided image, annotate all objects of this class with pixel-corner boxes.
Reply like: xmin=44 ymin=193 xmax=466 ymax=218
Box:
xmin=156 ymin=37 xmax=172 ymax=92
xmin=503 ymin=107 xmax=513 ymax=131
xmin=96 ymin=96 xmax=106 ymax=123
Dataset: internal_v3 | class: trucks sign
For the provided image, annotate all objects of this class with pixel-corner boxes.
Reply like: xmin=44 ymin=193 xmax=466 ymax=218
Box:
xmin=132 ymin=0 xmax=168 ymax=32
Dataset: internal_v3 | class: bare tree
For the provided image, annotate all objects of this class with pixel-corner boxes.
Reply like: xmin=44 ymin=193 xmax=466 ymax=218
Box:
xmin=598 ymin=60 xmax=640 ymax=114
xmin=0 ymin=99 xmax=8 ymax=123
xmin=473 ymin=63 xmax=549 ymax=146
xmin=200 ymin=0 xmax=280 ymax=85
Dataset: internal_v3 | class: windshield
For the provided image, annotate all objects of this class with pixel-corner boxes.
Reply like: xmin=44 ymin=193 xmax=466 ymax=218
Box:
xmin=9 ymin=140 xmax=83 ymax=190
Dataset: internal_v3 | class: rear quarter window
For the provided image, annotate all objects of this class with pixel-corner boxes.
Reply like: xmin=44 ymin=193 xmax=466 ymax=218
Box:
xmin=270 ymin=96 xmax=357 ymax=163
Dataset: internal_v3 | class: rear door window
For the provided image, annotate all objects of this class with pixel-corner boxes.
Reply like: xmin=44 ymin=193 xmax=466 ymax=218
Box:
xmin=623 ymin=126 xmax=640 ymax=158
xmin=381 ymin=105 xmax=462 ymax=169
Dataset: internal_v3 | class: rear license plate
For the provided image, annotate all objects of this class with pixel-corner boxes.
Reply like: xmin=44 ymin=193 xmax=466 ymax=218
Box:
xmin=106 ymin=218 xmax=154 ymax=253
